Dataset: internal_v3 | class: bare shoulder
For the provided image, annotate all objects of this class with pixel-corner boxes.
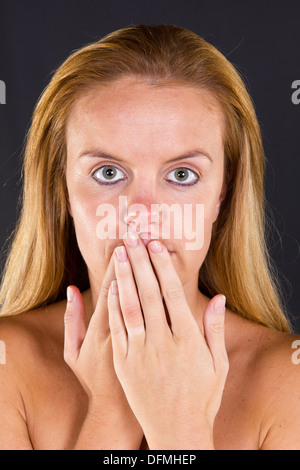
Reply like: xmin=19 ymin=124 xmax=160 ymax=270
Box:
xmin=0 ymin=300 xmax=66 ymax=449
xmin=0 ymin=299 xmax=66 ymax=363
xmin=226 ymin=310 xmax=300 ymax=450
xmin=255 ymin=326 xmax=300 ymax=450
xmin=0 ymin=298 xmax=67 ymax=398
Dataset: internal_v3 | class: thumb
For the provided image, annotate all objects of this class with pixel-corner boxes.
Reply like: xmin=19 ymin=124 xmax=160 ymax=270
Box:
xmin=203 ymin=294 xmax=228 ymax=371
xmin=63 ymin=285 xmax=87 ymax=365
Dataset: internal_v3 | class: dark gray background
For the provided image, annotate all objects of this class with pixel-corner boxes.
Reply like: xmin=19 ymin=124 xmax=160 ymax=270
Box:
xmin=0 ymin=0 xmax=299 ymax=330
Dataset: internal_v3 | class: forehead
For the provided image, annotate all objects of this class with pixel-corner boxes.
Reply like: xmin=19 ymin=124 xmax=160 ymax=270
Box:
xmin=66 ymin=77 xmax=224 ymax=160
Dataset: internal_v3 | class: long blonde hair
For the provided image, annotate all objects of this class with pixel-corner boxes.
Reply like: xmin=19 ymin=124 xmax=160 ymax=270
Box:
xmin=0 ymin=24 xmax=291 ymax=332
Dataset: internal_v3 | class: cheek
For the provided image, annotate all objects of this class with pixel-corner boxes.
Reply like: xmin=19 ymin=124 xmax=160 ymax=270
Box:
xmin=68 ymin=186 xmax=107 ymax=263
xmin=68 ymin=185 xmax=124 ymax=273
xmin=174 ymin=200 xmax=215 ymax=275
xmin=70 ymin=190 xmax=98 ymax=234
xmin=181 ymin=196 xmax=216 ymax=246
xmin=73 ymin=203 xmax=100 ymax=260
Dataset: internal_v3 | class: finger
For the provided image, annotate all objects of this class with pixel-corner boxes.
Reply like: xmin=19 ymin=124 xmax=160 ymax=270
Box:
xmin=113 ymin=245 xmax=146 ymax=342
xmin=88 ymin=252 xmax=116 ymax=338
xmin=63 ymin=285 xmax=87 ymax=365
xmin=203 ymin=295 xmax=228 ymax=372
xmin=147 ymin=240 xmax=196 ymax=337
xmin=121 ymin=232 xmax=170 ymax=338
xmin=107 ymin=280 xmax=128 ymax=358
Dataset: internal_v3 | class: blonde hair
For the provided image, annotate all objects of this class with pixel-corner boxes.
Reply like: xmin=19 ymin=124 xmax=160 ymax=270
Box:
xmin=0 ymin=24 xmax=291 ymax=332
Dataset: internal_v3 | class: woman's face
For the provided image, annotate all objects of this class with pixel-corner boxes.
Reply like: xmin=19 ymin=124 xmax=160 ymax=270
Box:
xmin=66 ymin=76 xmax=226 ymax=300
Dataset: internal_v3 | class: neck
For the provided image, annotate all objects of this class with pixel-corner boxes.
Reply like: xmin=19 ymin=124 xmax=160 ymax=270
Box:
xmin=83 ymin=276 xmax=211 ymax=335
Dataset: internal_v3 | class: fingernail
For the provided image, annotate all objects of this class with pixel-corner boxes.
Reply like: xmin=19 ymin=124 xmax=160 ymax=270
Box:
xmin=110 ymin=280 xmax=118 ymax=295
xmin=149 ymin=240 xmax=162 ymax=253
xmin=214 ymin=295 xmax=226 ymax=312
xmin=67 ymin=286 xmax=73 ymax=302
xmin=115 ymin=245 xmax=128 ymax=262
xmin=124 ymin=231 xmax=139 ymax=247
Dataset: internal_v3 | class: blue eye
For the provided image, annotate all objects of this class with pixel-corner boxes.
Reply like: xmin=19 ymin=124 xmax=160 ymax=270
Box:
xmin=165 ymin=167 xmax=199 ymax=186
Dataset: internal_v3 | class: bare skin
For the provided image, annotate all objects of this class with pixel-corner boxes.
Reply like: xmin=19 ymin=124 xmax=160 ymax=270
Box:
xmin=0 ymin=77 xmax=299 ymax=449
xmin=0 ymin=289 xmax=299 ymax=450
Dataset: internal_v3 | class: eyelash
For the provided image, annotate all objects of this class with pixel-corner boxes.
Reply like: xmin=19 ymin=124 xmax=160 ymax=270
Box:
xmin=91 ymin=165 xmax=200 ymax=187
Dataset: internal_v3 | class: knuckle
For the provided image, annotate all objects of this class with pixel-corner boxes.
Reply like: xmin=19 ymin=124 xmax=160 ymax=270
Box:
xmin=123 ymin=303 xmax=139 ymax=320
xmin=140 ymin=288 xmax=160 ymax=305
xmin=64 ymin=309 xmax=75 ymax=325
xmin=154 ymin=342 xmax=169 ymax=358
xmin=110 ymin=325 xmax=124 ymax=337
xmin=64 ymin=313 xmax=72 ymax=326
xmin=165 ymin=284 xmax=182 ymax=302
xmin=209 ymin=320 xmax=225 ymax=336
xmin=99 ymin=283 xmax=110 ymax=299
xmin=177 ymin=329 xmax=196 ymax=344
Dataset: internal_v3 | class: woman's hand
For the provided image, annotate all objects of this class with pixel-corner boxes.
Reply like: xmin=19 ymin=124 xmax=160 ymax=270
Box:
xmin=63 ymin=253 xmax=143 ymax=449
xmin=108 ymin=232 xmax=229 ymax=450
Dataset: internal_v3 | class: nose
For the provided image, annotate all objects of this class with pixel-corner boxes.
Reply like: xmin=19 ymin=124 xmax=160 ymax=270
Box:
xmin=124 ymin=202 xmax=161 ymax=236
xmin=121 ymin=184 xmax=162 ymax=238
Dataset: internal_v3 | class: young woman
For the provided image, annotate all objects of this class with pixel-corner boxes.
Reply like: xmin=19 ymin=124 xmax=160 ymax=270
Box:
xmin=0 ymin=24 xmax=299 ymax=450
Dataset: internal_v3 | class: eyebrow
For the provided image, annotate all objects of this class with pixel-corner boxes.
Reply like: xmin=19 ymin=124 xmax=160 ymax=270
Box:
xmin=78 ymin=148 xmax=213 ymax=164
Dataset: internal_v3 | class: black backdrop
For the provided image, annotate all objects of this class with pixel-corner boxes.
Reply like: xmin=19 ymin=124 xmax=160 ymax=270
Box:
xmin=0 ymin=0 xmax=299 ymax=331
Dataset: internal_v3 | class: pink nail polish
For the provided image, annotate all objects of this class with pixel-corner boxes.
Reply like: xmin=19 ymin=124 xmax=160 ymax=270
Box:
xmin=110 ymin=280 xmax=118 ymax=295
xmin=115 ymin=245 xmax=128 ymax=262
xmin=149 ymin=240 xmax=162 ymax=253
xmin=214 ymin=295 xmax=226 ymax=312
xmin=67 ymin=286 xmax=73 ymax=302
xmin=124 ymin=231 xmax=139 ymax=247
